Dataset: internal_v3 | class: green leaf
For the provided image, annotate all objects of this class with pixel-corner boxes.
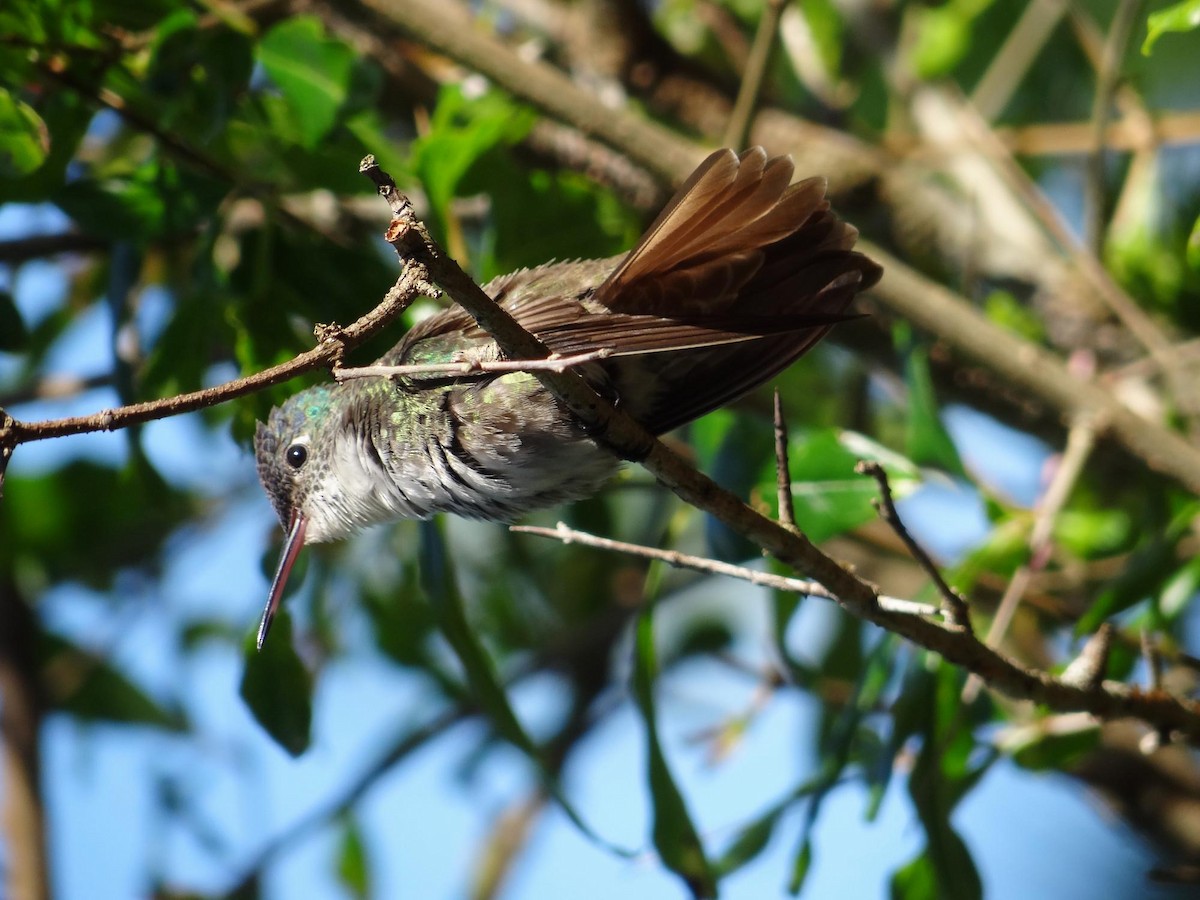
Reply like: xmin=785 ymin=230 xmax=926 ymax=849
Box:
xmin=418 ymin=520 xmax=634 ymax=857
xmin=40 ymin=634 xmax=184 ymax=730
xmin=1159 ymin=555 xmax=1200 ymax=621
xmin=1003 ymin=720 xmax=1100 ymax=771
xmin=336 ymin=815 xmax=371 ymax=899
xmin=411 ymin=85 xmax=535 ymax=231
xmin=788 ymin=429 xmax=918 ymax=543
xmin=891 ymin=663 xmax=986 ymax=900
xmin=633 ymin=611 xmax=717 ymax=898
xmin=1053 ymin=508 xmax=1132 ymax=559
xmin=1143 ymin=0 xmax=1200 ymax=54
xmin=909 ymin=5 xmax=972 ymax=79
xmin=240 ymin=611 xmax=313 ymax=756
xmin=0 ymin=87 xmax=48 ymax=178
xmin=904 ymin=345 xmax=965 ymax=477
xmin=0 ymin=289 xmax=28 ymax=350
xmin=1074 ymin=500 xmax=1200 ymax=634
xmin=257 ymin=17 xmax=355 ymax=148
xmin=1187 ymin=211 xmax=1200 ymax=272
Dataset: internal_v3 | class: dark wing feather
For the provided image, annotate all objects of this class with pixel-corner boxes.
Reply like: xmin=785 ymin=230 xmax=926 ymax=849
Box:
xmin=380 ymin=147 xmax=881 ymax=434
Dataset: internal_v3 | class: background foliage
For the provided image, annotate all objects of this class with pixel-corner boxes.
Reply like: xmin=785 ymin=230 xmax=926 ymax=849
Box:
xmin=3 ymin=0 xmax=1200 ymax=897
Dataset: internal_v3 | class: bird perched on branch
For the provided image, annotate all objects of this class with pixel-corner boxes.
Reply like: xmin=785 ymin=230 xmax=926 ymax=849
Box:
xmin=253 ymin=147 xmax=883 ymax=646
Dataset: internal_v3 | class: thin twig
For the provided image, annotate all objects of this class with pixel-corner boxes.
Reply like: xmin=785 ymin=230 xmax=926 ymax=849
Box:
xmin=969 ymin=0 xmax=1068 ymax=121
xmin=723 ymin=0 xmax=786 ymax=150
xmin=856 ymin=461 xmax=972 ymax=631
xmin=0 ymin=273 xmax=425 ymax=448
xmin=963 ymin=409 xmax=1101 ymax=702
xmin=1084 ymin=0 xmax=1144 ymax=255
xmin=510 ymin=522 xmax=940 ymax=618
xmin=772 ymin=389 xmax=797 ymax=530
xmin=333 ymin=349 xmax=613 ymax=382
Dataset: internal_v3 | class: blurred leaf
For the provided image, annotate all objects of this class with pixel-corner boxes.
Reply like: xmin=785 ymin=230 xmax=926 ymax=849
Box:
xmin=904 ymin=345 xmax=966 ymax=477
xmin=891 ymin=663 xmax=987 ymax=900
xmin=1143 ymin=0 xmax=1200 ymax=54
xmin=1053 ymin=508 xmax=1132 ymax=559
xmin=419 ymin=520 xmax=633 ymax=856
xmin=1105 ymin=156 xmax=1185 ymax=307
xmin=240 ymin=611 xmax=313 ymax=756
xmin=983 ymin=289 xmax=1044 ymax=342
xmin=1 ymin=460 xmax=193 ymax=588
xmin=1075 ymin=500 xmax=1200 ymax=634
xmin=336 ymin=815 xmax=371 ymax=899
xmin=1003 ymin=719 xmax=1100 ymax=771
xmin=470 ymin=155 xmax=638 ymax=281
xmin=54 ymin=159 xmax=225 ymax=241
xmin=0 ymin=289 xmax=28 ymax=350
xmin=798 ymin=0 xmax=844 ymax=81
xmin=1187 ymin=211 xmax=1200 ymax=271
xmin=147 ymin=12 xmax=254 ymax=138
xmin=1159 ymin=555 xmax=1200 ymax=621
xmin=0 ymin=87 xmax=49 ymax=178
xmin=909 ymin=4 xmax=972 ymax=79
xmin=257 ymin=17 xmax=354 ymax=148
xmin=41 ymin=633 xmax=184 ymax=729
xmin=633 ymin=611 xmax=717 ymax=898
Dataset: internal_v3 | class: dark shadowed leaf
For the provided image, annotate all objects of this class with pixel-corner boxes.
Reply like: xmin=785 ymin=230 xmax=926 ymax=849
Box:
xmin=40 ymin=634 xmax=184 ymax=729
xmin=240 ymin=611 xmax=313 ymax=756
xmin=633 ymin=611 xmax=717 ymax=898
xmin=903 ymin=344 xmax=965 ymax=476
xmin=0 ymin=289 xmax=28 ymax=350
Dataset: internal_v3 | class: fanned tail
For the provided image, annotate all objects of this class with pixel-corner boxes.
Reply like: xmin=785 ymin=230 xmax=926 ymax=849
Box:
xmin=582 ymin=147 xmax=882 ymax=433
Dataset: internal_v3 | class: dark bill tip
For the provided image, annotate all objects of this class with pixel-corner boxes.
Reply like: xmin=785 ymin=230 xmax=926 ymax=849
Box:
xmin=257 ymin=511 xmax=307 ymax=651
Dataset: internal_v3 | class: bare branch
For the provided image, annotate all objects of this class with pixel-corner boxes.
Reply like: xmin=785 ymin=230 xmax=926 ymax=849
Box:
xmin=0 ymin=271 xmax=425 ymax=450
xmin=772 ymin=389 xmax=797 ymax=530
xmin=722 ymin=0 xmax=785 ymax=150
xmin=856 ymin=460 xmax=973 ymax=630
xmin=510 ymin=521 xmax=940 ymax=618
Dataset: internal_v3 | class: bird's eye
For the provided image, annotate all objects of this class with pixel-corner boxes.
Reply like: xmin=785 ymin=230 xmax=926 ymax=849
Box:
xmin=285 ymin=444 xmax=308 ymax=469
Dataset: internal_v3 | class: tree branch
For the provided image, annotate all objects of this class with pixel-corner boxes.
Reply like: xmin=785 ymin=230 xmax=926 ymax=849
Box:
xmin=0 ymin=270 xmax=425 ymax=455
xmin=357 ymin=156 xmax=1200 ymax=744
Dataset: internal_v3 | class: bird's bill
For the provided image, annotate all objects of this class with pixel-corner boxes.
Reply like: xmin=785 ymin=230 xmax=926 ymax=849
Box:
xmin=256 ymin=510 xmax=307 ymax=650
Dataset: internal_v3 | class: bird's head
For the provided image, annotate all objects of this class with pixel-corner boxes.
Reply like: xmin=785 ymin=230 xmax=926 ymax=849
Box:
xmin=253 ymin=383 xmax=369 ymax=649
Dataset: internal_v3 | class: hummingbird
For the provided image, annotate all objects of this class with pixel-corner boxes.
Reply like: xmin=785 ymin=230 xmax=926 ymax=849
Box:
xmin=253 ymin=147 xmax=882 ymax=647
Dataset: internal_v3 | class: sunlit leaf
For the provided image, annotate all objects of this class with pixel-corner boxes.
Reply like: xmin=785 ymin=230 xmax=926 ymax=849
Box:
xmin=257 ymin=17 xmax=355 ymax=147
xmin=1143 ymin=0 xmax=1200 ymax=54
xmin=788 ymin=429 xmax=918 ymax=543
xmin=0 ymin=87 xmax=48 ymax=178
